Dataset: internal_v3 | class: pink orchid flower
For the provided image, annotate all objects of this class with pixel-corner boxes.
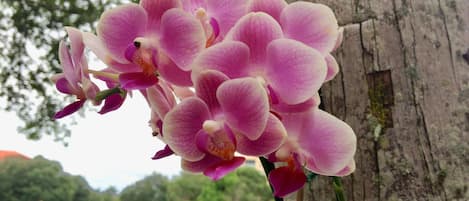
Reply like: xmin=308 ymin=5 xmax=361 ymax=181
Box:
xmin=145 ymin=81 xmax=178 ymax=160
xmin=96 ymin=0 xmax=206 ymax=89
xmin=52 ymin=27 xmax=128 ymax=117
xmin=51 ymin=27 xmax=100 ymax=119
xmin=162 ymin=70 xmax=286 ymax=180
xmin=249 ymin=0 xmax=344 ymax=82
xmin=192 ymin=12 xmax=328 ymax=109
xmin=268 ymin=109 xmax=356 ymax=197
xmin=182 ymin=0 xmax=249 ymax=47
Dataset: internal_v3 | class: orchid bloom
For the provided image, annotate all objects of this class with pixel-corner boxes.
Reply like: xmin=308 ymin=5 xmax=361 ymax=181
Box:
xmin=192 ymin=12 xmax=327 ymax=109
xmin=96 ymin=0 xmax=206 ymax=89
xmin=249 ymin=0 xmax=343 ymax=81
xmin=182 ymin=0 xmax=249 ymax=47
xmin=145 ymin=81 xmax=178 ymax=160
xmin=163 ymin=70 xmax=286 ymax=179
xmin=268 ymin=109 xmax=356 ymax=197
xmin=52 ymin=0 xmax=358 ymax=197
xmin=51 ymin=27 xmax=100 ymax=119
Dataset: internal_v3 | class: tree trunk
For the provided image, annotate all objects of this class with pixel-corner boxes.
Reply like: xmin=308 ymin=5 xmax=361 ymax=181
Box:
xmin=289 ymin=0 xmax=469 ymax=200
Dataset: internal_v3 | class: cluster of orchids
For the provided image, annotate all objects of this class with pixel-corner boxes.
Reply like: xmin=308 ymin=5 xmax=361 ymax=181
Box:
xmin=52 ymin=0 xmax=356 ymax=197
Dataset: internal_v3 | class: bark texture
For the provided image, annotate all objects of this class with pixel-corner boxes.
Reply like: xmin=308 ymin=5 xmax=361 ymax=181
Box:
xmin=288 ymin=0 xmax=469 ymax=200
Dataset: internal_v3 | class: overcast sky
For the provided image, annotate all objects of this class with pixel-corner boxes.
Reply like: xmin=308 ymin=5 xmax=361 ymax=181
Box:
xmin=0 ymin=93 xmax=182 ymax=191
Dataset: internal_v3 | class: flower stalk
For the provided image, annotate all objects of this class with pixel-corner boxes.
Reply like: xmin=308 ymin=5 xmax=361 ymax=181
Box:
xmin=259 ymin=157 xmax=283 ymax=201
xmin=333 ymin=176 xmax=346 ymax=201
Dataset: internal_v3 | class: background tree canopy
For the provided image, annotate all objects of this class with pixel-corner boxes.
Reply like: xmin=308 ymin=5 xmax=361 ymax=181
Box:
xmin=0 ymin=156 xmax=104 ymax=201
xmin=0 ymin=155 xmax=272 ymax=201
xmin=0 ymin=0 xmax=137 ymax=144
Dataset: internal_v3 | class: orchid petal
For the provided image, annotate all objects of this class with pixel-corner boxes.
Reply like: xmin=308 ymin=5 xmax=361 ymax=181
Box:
xmin=82 ymin=32 xmax=140 ymax=73
xmin=140 ymin=0 xmax=182 ymax=32
xmin=173 ymin=86 xmax=195 ymax=99
xmin=283 ymin=109 xmax=357 ymax=175
xmin=163 ymin=97 xmax=210 ymax=161
xmin=157 ymin=54 xmax=193 ymax=86
xmin=248 ymin=0 xmax=287 ymax=22
xmin=181 ymin=154 xmax=222 ymax=173
xmin=98 ymin=93 xmax=125 ymax=114
xmin=191 ymin=41 xmax=250 ymax=79
xmin=146 ymin=84 xmax=174 ymax=119
xmin=65 ymin=27 xmax=85 ymax=77
xmin=333 ymin=27 xmax=344 ymax=51
xmin=280 ymin=2 xmax=339 ymax=55
xmin=55 ymin=77 xmax=75 ymax=95
xmin=204 ymin=156 xmax=245 ymax=180
xmin=119 ymin=72 xmax=158 ymax=90
xmin=236 ymin=114 xmax=286 ymax=156
xmin=97 ymin=4 xmax=147 ymax=63
xmin=325 ymin=53 xmax=339 ymax=82
xmin=269 ymin=166 xmax=306 ymax=197
xmin=217 ymin=77 xmax=269 ymax=140
xmin=160 ymin=8 xmax=205 ymax=70
xmin=194 ymin=70 xmax=229 ymax=114
xmin=226 ymin=12 xmax=283 ymax=65
xmin=152 ymin=145 xmax=174 ymax=160
xmin=58 ymin=41 xmax=79 ymax=90
xmin=335 ymin=160 xmax=356 ymax=176
xmin=54 ymin=100 xmax=86 ymax=119
xmin=266 ymin=39 xmax=327 ymax=105
xmin=272 ymin=93 xmax=321 ymax=113
xmin=206 ymin=0 xmax=249 ymax=36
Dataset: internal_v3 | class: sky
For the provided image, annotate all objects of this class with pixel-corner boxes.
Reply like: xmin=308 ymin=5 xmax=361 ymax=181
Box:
xmin=0 ymin=93 xmax=182 ymax=191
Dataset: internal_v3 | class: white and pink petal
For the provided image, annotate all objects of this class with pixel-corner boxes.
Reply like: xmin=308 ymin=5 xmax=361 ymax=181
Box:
xmin=280 ymin=2 xmax=339 ymax=55
xmin=160 ymin=8 xmax=206 ymax=71
xmin=283 ymin=109 xmax=357 ymax=175
xmin=265 ymin=39 xmax=327 ymax=105
xmin=191 ymin=41 xmax=250 ymax=79
xmin=163 ymin=97 xmax=211 ymax=161
xmin=236 ymin=114 xmax=286 ymax=156
xmin=217 ymin=77 xmax=269 ymax=140
xmin=225 ymin=12 xmax=283 ymax=65
xmin=97 ymin=4 xmax=147 ymax=63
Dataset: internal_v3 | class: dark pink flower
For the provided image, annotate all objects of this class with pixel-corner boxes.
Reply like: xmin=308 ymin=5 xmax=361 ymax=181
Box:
xmin=52 ymin=27 xmax=100 ymax=119
xmin=163 ymin=70 xmax=286 ymax=179
xmin=95 ymin=0 xmax=205 ymax=88
xmin=249 ymin=0 xmax=344 ymax=81
xmin=182 ymin=0 xmax=249 ymax=46
xmin=192 ymin=13 xmax=328 ymax=106
xmin=267 ymin=109 xmax=356 ymax=197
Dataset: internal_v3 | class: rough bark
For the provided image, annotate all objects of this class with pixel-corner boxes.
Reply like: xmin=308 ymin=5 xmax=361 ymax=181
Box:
xmin=288 ymin=0 xmax=469 ymax=200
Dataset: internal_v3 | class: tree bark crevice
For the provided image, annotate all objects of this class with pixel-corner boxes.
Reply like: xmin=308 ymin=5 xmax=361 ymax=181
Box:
xmin=291 ymin=0 xmax=469 ymax=200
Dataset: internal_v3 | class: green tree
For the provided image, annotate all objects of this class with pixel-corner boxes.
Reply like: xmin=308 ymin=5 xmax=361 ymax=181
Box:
xmin=196 ymin=167 xmax=272 ymax=201
xmin=120 ymin=173 xmax=168 ymax=201
xmin=166 ymin=172 xmax=212 ymax=201
xmin=0 ymin=0 xmax=138 ymax=144
xmin=91 ymin=187 xmax=121 ymax=201
xmin=0 ymin=156 xmax=95 ymax=201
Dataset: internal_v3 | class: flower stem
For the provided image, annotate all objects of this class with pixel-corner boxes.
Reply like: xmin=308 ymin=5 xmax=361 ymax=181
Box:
xmin=332 ymin=176 xmax=346 ymax=201
xmin=259 ymin=157 xmax=283 ymax=201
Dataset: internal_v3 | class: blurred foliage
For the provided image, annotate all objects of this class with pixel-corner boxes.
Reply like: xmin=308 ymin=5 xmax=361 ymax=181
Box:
xmin=196 ymin=167 xmax=273 ymax=201
xmin=166 ymin=172 xmax=213 ymax=201
xmin=0 ymin=155 xmax=272 ymax=201
xmin=0 ymin=0 xmax=137 ymax=144
xmin=120 ymin=173 xmax=169 ymax=201
xmin=0 ymin=156 xmax=93 ymax=201
xmin=125 ymin=168 xmax=272 ymax=201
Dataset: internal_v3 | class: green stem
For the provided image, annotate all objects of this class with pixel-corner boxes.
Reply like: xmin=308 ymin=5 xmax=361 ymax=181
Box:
xmin=94 ymin=87 xmax=125 ymax=102
xmin=332 ymin=177 xmax=346 ymax=201
xmin=259 ymin=157 xmax=283 ymax=201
